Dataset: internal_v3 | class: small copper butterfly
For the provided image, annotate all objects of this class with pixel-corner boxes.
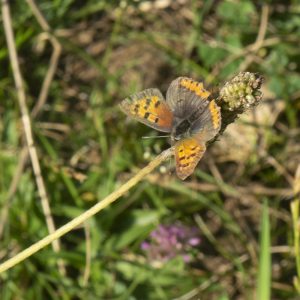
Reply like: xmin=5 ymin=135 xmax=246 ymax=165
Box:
xmin=120 ymin=77 xmax=221 ymax=180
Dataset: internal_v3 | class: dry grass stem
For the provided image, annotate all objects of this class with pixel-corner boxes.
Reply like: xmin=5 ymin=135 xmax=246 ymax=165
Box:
xmin=0 ymin=148 xmax=173 ymax=273
xmin=238 ymin=4 xmax=269 ymax=72
xmin=1 ymin=0 xmax=63 ymax=240
xmin=1 ymin=0 xmax=65 ymax=275
xmin=83 ymin=221 xmax=91 ymax=286
xmin=211 ymin=4 xmax=269 ymax=78
xmin=26 ymin=0 xmax=62 ymax=118
xmin=0 ymin=0 xmax=63 ymax=234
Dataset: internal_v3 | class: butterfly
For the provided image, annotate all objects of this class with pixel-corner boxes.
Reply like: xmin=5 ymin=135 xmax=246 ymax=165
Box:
xmin=120 ymin=77 xmax=221 ymax=180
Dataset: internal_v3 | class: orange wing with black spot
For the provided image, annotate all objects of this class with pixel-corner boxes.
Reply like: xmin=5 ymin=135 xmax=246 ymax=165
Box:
xmin=175 ymin=136 xmax=206 ymax=180
xmin=120 ymin=88 xmax=173 ymax=132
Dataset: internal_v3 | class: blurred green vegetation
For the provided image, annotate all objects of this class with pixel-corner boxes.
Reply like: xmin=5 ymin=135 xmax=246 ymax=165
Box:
xmin=0 ymin=0 xmax=300 ymax=299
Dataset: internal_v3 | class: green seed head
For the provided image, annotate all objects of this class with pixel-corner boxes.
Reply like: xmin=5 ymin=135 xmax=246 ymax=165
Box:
xmin=219 ymin=72 xmax=264 ymax=111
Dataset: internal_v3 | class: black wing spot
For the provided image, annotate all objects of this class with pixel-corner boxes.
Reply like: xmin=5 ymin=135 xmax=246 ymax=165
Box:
xmin=144 ymin=112 xmax=150 ymax=119
xmin=154 ymin=101 xmax=161 ymax=108
xmin=180 ymin=163 xmax=189 ymax=168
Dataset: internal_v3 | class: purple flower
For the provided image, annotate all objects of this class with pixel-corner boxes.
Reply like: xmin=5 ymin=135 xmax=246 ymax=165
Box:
xmin=141 ymin=222 xmax=201 ymax=263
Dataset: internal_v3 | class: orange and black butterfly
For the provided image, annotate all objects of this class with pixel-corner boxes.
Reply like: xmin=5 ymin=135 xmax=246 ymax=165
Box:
xmin=120 ymin=77 xmax=221 ymax=180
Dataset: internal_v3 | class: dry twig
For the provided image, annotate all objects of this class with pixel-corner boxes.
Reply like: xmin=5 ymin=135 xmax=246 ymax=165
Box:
xmin=210 ymin=4 xmax=269 ymax=79
xmin=1 ymin=0 xmax=65 ymax=275
xmin=0 ymin=148 xmax=173 ymax=273
xmin=26 ymin=0 xmax=62 ymax=118
xmin=0 ymin=0 xmax=63 ymax=242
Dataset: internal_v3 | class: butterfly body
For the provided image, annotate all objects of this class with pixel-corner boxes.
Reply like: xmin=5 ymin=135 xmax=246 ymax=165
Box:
xmin=120 ymin=77 xmax=221 ymax=180
xmin=171 ymin=118 xmax=192 ymax=142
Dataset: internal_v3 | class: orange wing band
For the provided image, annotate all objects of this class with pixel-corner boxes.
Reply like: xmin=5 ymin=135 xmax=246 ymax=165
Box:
xmin=179 ymin=78 xmax=211 ymax=99
xmin=175 ymin=138 xmax=206 ymax=180
xmin=208 ymin=100 xmax=221 ymax=130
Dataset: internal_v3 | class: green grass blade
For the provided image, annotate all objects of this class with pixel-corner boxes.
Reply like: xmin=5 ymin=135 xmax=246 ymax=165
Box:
xmin=291 ymin=165 xmax=300 ymax=292
xmin=257 ymin=199 xmax=271 ymax=300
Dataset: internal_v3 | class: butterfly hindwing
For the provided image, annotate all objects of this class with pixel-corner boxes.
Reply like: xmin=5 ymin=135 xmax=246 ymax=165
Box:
xmin=175 ymin=137 xmax=206 ymax=180
xmin=120 ymin=88 xmax=173 ymax=132
xmin=189 ymin=99 xmax=221 ymax=141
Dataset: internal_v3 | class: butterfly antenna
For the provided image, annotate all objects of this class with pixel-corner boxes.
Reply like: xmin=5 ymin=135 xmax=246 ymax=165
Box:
xmin=142 ymin=135 xmax=170 ymax=139
xmin=168 ymin=155 xmax=173 ymax=176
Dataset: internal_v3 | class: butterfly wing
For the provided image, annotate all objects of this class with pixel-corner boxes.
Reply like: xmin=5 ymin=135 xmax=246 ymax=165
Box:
xmin=169 ymin=77 xmax=221 ymax=180
xmin=120 ymin=88 xmax=173 ymax=132
xmin=166 ymin=77 xmax=211 ymax=119
xmin=175 ymin=136 xmax=206 ymax=180
xmin=174 ymin=100 xmax=221 ymax=180
xmin=190 ymin=99 xmax=221 ymax=140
